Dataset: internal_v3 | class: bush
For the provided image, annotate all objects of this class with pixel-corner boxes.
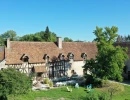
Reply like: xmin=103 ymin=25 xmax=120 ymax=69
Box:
xmin=98 ymin=93 xmax=110 ymax=100
xmin=43 ymin=78 xmax=50 ymax=84
xmin=0 ymin=68 xmax=31 ymax=97
xmin=93 ymin=78 xmax=102 ymax=87
xmin=85 ymin=93 xmax=98 ymax=100
xmin=101 ymin=80 xmax=111 ymax=87
xmin=107 ymin=83 xmax=124 ymax=100
xmin=43 ymin=78 xmax=53 ymax=87
xmin=49 ymin=81 xmax=53 ymax=87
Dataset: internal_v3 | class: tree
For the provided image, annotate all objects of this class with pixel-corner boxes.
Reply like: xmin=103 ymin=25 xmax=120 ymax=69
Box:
xmin=0 ymin=68 xmax=31 ymax=98
xmin=116 ymin=35 xmax=122 ymax=42
xmin=83 ymin=26 xmax=128 ymax=82
xmin=0 ymin=36 xmax=4 ymax=46
xmin=63 ymin=37 xmax=73 ymax=42
xmin=44 ymin=26 xmax=51 ymax=41
xmin=50 ymin=32 xmax=57 ymax=42
xmin=1 ymin=30 xmax=16 ymax=41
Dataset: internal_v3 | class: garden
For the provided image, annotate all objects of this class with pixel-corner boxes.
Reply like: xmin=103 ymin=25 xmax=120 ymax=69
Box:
xmin=8 ymin=83 xmax=130 ymax=100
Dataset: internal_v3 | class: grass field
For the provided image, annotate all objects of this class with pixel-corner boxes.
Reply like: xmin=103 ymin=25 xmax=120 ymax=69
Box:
xmin=8 ymin=85 xmax=130 ymax=100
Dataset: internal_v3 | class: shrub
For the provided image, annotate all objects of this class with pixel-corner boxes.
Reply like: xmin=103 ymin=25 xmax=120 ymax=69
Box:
xmin=85 ymin=93 xmax=98 ymax=100
xmin=49 ymin=81 xmax=53 ymax=87
xmin=98 ymin=93 xmax=110 ymax=100
xmin=43 ymin=78 xmax=50 ymax=84
xmin=0 ymin=68 xmax=31 ymax=97
xmin=101 ymin=80 xmax=111 ymax=87
xmin=43 ymin=78 xmax=53 ymax=87
xmin=107 ymin=82 xmax=124 ymax=100
xmin=93 ymin=78 xmax=102 ymax=87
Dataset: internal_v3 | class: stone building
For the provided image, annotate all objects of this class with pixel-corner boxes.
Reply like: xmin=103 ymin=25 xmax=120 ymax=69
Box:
xmin=0 ymin=37 xmax=97 ymax=79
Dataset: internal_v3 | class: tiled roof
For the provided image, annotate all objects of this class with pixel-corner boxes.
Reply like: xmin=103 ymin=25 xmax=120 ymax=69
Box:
xmin=5 ymin=41 xmax=97 ymax=64
xmin=0 ymin=46 xmax=4 ymax=61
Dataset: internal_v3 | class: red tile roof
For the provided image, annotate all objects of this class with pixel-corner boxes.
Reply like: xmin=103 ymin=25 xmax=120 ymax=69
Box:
xmin=5 ymin=41 xmax=97 ymax=64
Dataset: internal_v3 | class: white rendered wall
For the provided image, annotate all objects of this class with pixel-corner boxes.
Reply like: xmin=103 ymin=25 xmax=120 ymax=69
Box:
xmin=67 ymin=61 xmax=85 ymax=77
xmin=0 ymin=60 xmax=6 ymax=69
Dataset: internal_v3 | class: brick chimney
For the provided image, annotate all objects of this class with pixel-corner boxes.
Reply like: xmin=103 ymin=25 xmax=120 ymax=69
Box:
xmin=7 ymin=38 xmax=10 ymax=49
xmin=57 ymin=37 xmax=62 ymax=49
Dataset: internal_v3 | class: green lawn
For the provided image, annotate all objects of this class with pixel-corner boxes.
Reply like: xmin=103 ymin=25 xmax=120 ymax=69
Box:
xmin=8 ymin=85 xmax=130 ymax=100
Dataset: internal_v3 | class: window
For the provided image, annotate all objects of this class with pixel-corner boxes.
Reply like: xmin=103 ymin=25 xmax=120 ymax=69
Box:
xmin=81 ymin=53 xmax=87 ymax=60
xmin=67 ymin=53 xmax=74 ymax=60
xmin=21 ymin=54 xmax=29 ymax=62
xmin=58 ymin=53 xmax=65 ymax=60
xmin=23 ymin=56 xmax=29 ymax=62
xmin=43 ymin=54 xmax=49 ymax=62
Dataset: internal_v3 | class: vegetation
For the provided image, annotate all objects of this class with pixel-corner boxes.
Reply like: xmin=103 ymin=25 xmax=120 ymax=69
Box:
xmin=107 ymin=83 xmax=124 ymax=100
xmin=0 ymin=30 xmax=17 ymax=41
xmin=0 ymin=26 xmax=74 ymax=46
xmin=7 ymin=85 xmax=130 ymax=100
xmin=43 ymin=78 xmax=53 ymax=87
xmin=63 ymin=37 xmax=73 ymax=42
xmin=20 ymin=26 xmax=57 ymax=42
xmin=116 ymin=34 xmax=130 ymax=42
xmin=83 ymin=26 xmax=128 ymax=83
xmin=0 ymin=68 xmax=32 ymax=99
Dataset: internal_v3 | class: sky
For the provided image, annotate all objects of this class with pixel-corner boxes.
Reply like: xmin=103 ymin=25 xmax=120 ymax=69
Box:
xmin=0 ymin=0 xmax=130 ymax=42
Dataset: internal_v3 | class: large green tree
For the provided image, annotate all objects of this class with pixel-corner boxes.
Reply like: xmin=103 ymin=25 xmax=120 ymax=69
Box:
xmin=0 ymin=68 xmax=31 ymax=98
xmin=1 ymin=30 xmax=17 ymax=41
xmin=83 ymin=26 xmax=128 ymax=82
xmin=20 ymin=26 xmax=57 ymax=42
xmin=44 ymin=26 xmax=51 ymax=41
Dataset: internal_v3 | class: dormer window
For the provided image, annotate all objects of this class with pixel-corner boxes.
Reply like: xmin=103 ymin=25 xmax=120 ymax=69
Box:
xmin=58 ymin=53 xmax=65 ymax=60
xmin=67 ymin=52 xmax=74 ymax=60
xmin=81 ymin=53 xmax=87 ymax=60
xmin=43 ymin=54 xmax=49 ymax=62
xmin=20 ymin=54 xmax=29 ymax=62
xmin=23 ymin=56 xmax=29 ymax=62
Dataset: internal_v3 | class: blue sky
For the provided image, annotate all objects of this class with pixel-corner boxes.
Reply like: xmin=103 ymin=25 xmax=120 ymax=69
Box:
xmin=0 ymin=0 xmax=130 ymax=41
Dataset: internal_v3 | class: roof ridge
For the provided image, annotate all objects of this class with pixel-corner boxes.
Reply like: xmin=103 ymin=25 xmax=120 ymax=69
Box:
xmin=10 ymin=41 xmax=55 ymax=43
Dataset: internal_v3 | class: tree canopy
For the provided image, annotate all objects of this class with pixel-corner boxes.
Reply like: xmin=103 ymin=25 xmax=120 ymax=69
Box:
xmin=20 ymin=26 xmax=57 ymax=42
xmin=63 ymin=37 xmax=73 ymax=42
xmin=83 ymin=26 xmax=128 ymax=82
xmin=1 ymin=30 xmax=17 ymax=41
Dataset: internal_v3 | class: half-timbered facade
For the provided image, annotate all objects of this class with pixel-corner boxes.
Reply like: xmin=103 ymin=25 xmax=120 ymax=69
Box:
xmin=0 ymin=37 xmax=97 ymax=78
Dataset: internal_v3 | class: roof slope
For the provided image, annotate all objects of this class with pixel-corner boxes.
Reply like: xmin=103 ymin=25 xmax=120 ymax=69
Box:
xmin=5 ymin=41 xmax=97 ymax=64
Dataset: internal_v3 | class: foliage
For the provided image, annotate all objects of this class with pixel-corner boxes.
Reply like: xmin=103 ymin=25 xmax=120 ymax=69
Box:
xmin=20 ymin=26 xmax=57 ymax=42
xmin=43 ymin=78 xmax=50 ymax=84
xmin=107 ymin=83 xmax=124 ymax=100
xmin=7 ymin=85 xmax=130 ymax=100
xmin=101 ymin=80 xmax=111 ymax=87
xmin=49 ymin=81 xmax=53 ymax=87
xmin=43 ymin=78 xmax=53 ymax=87
xmin=84 ymin=93 xmax=98 ymax=100
xmin=0 ymin=36 xmax=4 ymax=46
xmin=0 ymin=68 xmax=32 ymax=97
xmin=116 ymin=35 xmax=130 ymax=42
xmin=0 ymin=30 xmax=17 ymax=41
xmin=63 ymin=37 xmax=73 ymax=42
xmin=98 ymin=93 xmax=110 ymax=100
xmin=83 ymin=26 xmax=128 ymax=82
